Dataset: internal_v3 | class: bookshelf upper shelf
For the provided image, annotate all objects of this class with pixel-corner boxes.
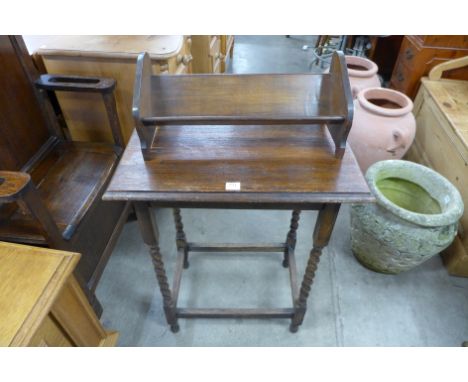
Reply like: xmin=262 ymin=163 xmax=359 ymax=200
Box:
xmin=141 ymin=73 xmax=346 ymax=126
xmin=133 ymin=51 xmax=353 ymax=160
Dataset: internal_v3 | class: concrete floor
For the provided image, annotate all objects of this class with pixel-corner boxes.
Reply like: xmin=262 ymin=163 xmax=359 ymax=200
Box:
xmin=96 ymin=36 xmax=468 ymax=346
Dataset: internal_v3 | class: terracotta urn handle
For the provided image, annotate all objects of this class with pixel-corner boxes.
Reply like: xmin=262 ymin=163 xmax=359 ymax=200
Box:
xmin=386 ymin=129 xmax=406 ymax=154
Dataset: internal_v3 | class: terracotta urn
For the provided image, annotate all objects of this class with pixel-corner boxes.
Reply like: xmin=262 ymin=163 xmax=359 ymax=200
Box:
xmin=351 ymin=160 xmax=463 ymax=274
xmin=345 ymin=55 xmax=381 ymax=97
xmin=348 ymin=87 xmax=416 ymax=173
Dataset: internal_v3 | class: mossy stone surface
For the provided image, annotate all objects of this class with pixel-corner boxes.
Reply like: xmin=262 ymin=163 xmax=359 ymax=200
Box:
xmin=351 ymin=160 xmax=463 ymax=274
xmin=376 ymin=177 xmax=441 ymax=215
xmin=351 ymin=203 xmax=457 ymax=274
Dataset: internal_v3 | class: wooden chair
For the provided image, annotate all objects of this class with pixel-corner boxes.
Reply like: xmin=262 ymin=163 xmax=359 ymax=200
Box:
xmin=0 ymin=36 xmax=130 ymax=315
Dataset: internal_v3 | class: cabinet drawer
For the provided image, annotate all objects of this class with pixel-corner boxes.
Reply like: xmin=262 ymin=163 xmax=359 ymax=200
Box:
xmin=399 ymin=38 xmax=417 ymax=65
xmin=390 ymin=59 xmax=413 ymax=93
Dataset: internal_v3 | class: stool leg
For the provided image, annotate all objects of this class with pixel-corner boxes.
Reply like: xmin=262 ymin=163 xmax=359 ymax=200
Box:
xmin=290 ymin=204 xmax=341 ymax=333
xmin=283 ymin=210 xmax=301 ymax=268
xmin=134 ymin=202 xmax=179 ymax=333
xmin=173 ymin=208 xmax=189 ymax=268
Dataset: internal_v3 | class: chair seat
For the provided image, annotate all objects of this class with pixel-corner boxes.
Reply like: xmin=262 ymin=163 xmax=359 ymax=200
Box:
xmin=0 ymin=141 xmax=118 ymax=245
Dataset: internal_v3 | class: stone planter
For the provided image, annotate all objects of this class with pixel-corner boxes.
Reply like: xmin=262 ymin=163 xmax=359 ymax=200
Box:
xmin=348 ymin=87 xmax=416 ymax=173
xmin=345 ymin=55 xmax=381 ymax=98
xmin=351 ymin=160 xmax=463 ymax=274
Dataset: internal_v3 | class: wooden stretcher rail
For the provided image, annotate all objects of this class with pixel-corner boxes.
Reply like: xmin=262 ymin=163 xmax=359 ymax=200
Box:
xmin=177 ymin=308 xmax=296 ymax=319
xmin=187 ymin=243 xmax=287 ymax=252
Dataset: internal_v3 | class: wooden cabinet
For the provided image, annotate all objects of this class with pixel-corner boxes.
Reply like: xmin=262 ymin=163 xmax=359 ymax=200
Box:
xmin=23 ymin=35 xmax=192 ymax=144
xmin=390 ymin=35 xmax=468 ymax=98
xmin=190 ymin=35 xmax=234 ymax=73
xmin=405 ymin=59 xmax=468 ymax=276
xmin=0 ymin=241 xmax=118 ymax=346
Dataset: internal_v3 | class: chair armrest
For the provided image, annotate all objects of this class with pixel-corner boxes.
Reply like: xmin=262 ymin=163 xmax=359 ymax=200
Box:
xmin=428 ymin=56 xmax=468 ymax=81
xmin=36 ymin=74 xmax=116 ymax=93
xmin=35 ymin=74 xmax=125 ymax=150
xmin=0 ymin=171 xmax=31 ymax=203
xmin=0 ymin=171 xmax=65 ymax=248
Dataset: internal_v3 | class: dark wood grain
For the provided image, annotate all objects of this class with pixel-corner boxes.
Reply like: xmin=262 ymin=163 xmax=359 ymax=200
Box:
xmin=291 ymin=203 xmax=341 ymax=332
xmin=0 ymin=36 xmax=129 ymax=315
xmin=0 ymin=142 xmax=118 ymax=243
xmin=172 ymin=208 xmax=189 ymax=268
xmin=36 ymin=74 xmax=116 ymax=93
xmin=110 ymin=49 xmax=372 ymax=332
xmin=177 ymin=308 xmax=295 ymax=319
xmin=134 ymin=202 xmax=179 ymax=332
xmin=146 ymin=74 xmax=342 ymax=122
xmin=328 ymin=51 xmax=353 ymax=158
xmin=132 ymin=52 xmax=153 ymax=155
xmin=36 ymin=74 xmax=125 ymax=149
xmin=18 ymin=181 xmax=65 ymax=250
xmin=104 ymin=127 xmax=372 ymax=207
xmin=187 ymin=243 xmax=287 ymax=252
xmin=0 ymin=37 xmax=50 ymax=169
xmin=132 ymin=51 xmax=354 ymax=159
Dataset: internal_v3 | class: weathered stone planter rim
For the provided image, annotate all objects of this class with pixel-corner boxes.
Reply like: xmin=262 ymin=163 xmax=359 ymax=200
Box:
xmin=366 ymin=160 xmax=463 ymax=227
xmin=345 ymin=55 xmax=378 ymax=78
xmin=358 ymin=87 xmax=413 ymax=117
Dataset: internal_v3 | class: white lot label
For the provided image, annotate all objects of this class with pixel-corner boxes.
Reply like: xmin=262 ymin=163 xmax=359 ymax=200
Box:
xmin=225 ymin=182 xmax=241 ymax=191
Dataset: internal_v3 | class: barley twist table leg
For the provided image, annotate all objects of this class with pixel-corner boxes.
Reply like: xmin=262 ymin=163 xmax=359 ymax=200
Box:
xmin=290 ymin=204 xmax=341 ymax=333
xmin=149 ymin=244 xmax=179 ymax=332
xmin=290 ymin=247 xmax=322 ymax=332
xmin=173 ymin=208 xmax=189 ymax=268
xmin=283 ymin=210 xmax=301 ymax=268
xmin=134 ymin=202 xmax=179 ymax=333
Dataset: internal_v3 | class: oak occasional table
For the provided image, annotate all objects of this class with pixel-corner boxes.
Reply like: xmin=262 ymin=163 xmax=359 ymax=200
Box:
xmin=103 ymin=51 xmax=373 ymax=333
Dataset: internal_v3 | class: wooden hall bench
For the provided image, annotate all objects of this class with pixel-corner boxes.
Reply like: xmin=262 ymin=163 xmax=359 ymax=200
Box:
xmin=0 ymin=36 xmax=131 ymax=315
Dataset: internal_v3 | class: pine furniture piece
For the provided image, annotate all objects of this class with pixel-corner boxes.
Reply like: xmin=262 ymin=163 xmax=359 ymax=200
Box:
xmin=23 ymin=35 xmax=193 ymax=144
xmin=390 ymin=35 xmax=468 ymax=99
xmin=405 ymin=56 xmax=468 ymax=277
xmin=0 ymin=241 xmax=118 ymax=346
xmin=191 ymin=35 xmax=234 ymax=73
xmin=220 ymin=35 xmax=235 ymax=72
xmin=103 ymin=51 xmax=373 ymax=332
xmin=0 ymin=35 xmax=130 ymax=315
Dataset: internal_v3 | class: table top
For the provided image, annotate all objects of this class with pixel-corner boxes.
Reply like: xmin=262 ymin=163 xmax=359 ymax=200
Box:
xmin=23 ymin=35 xmax=184 ymax=60
xmin=103 ymin=126 xmax=373 ymax=208
xmin=0 ymin=241 xmax=79 ymax=346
